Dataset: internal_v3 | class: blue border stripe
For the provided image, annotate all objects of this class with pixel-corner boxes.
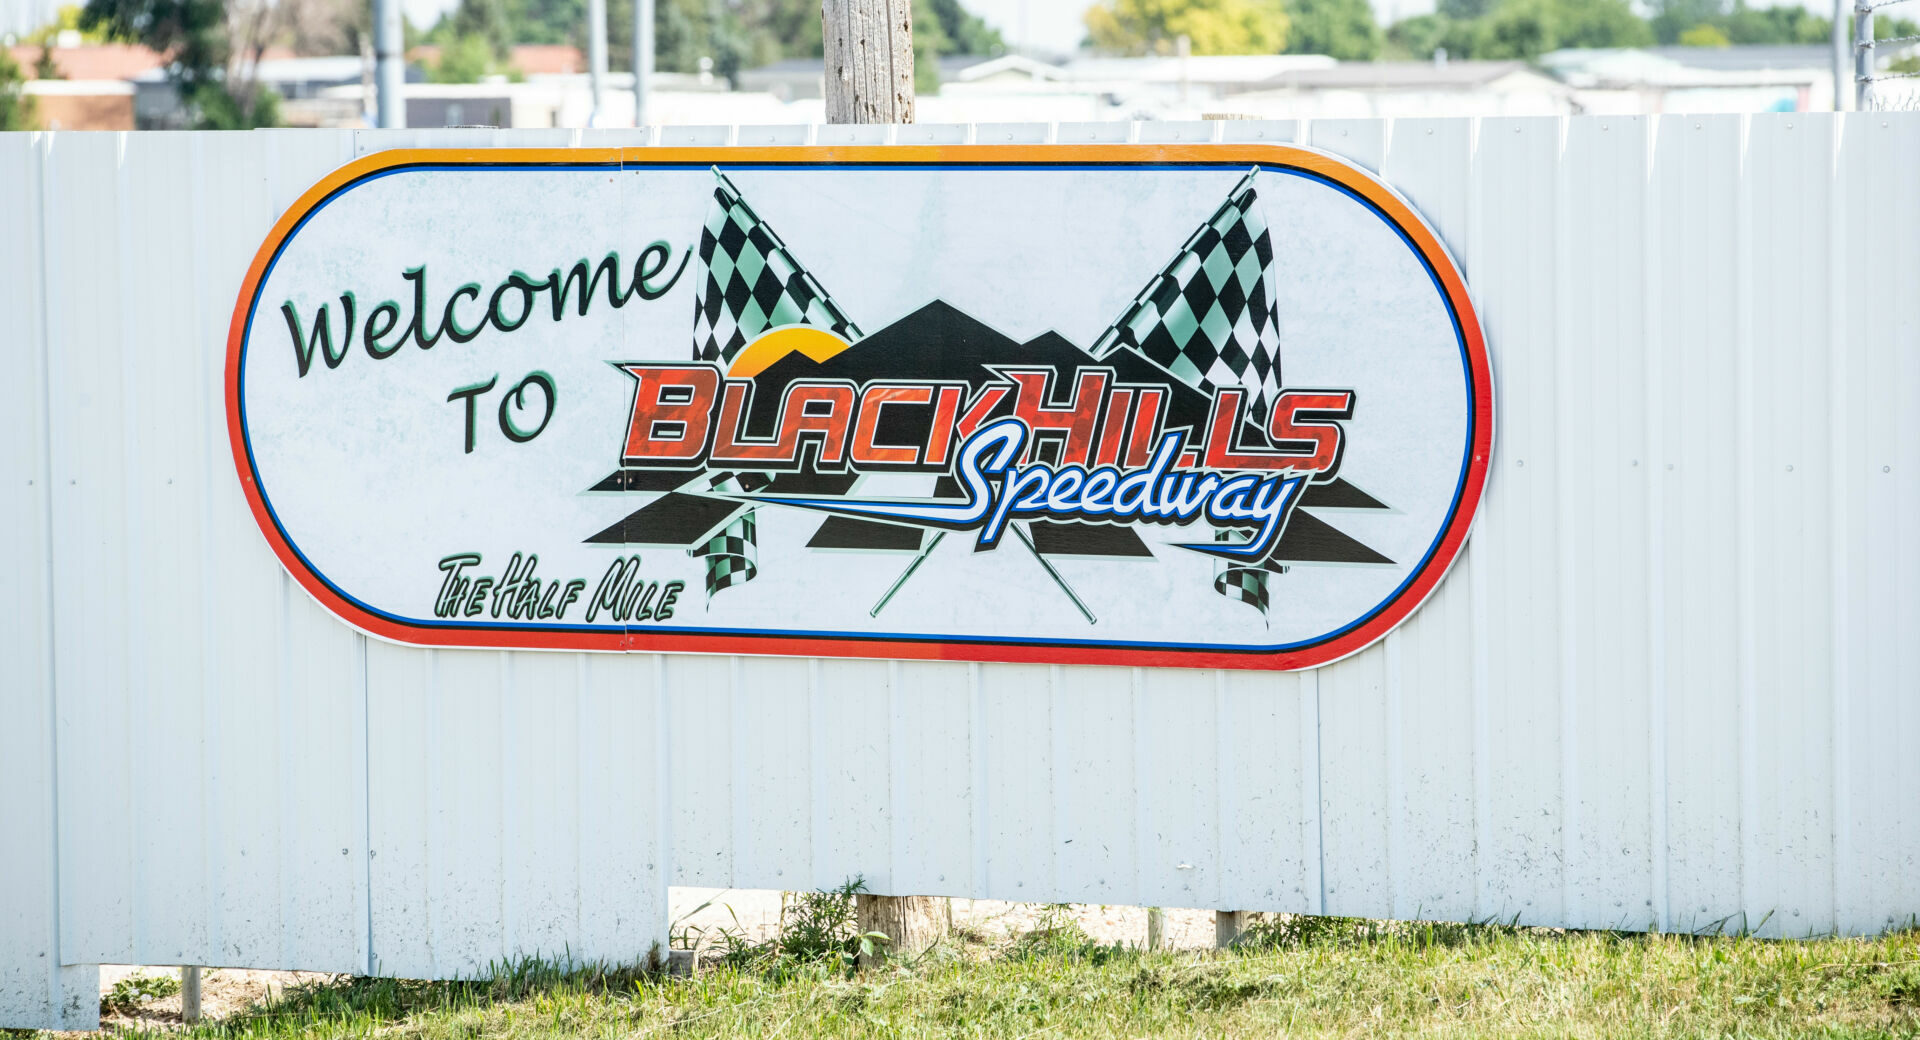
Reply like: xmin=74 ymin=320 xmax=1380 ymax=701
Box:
xmin=238 ymin=158 xmax=1478 ymax=654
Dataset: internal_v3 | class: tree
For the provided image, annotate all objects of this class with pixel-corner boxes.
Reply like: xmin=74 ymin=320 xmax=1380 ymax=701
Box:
xmin=1283 ymin=0 xmax=1380 ymax=59
xmin=1473 ymin=0 xmax=1554 ymax=58
xmin=1551 ymin=0 xmax=1649 ymax=49
xmin=1436 ymin=0 xmax=1493 ymax=23
xmin=427 ymin=32 xmax=526 ymax=81
xmin=1677 ymin=21 xmax=1730 ymax=45
xmin=1646 ymin=0 xmax=1720 ymax=44
xmin=25 ymin=4 xmax=110 ymax=44
xmin=80 ymin=0 xmax=283 ymax=128
xmin=1722 ymin=2 xmax=1828 ymax=44
xmin=922 ymin=0 xmax=1002 ymax=55
xmin=1384 ymin=12 xmax=1458 ymax=56
xmin=1391 ymin=0 xmax=1648 ymax=61
xmin=1 ymin=48 xmax=38 ymax=131
xmin=1084 ymin=0 xmax=1290 ymax=56
xmin=912 ymin=0 xmax=949 ymax=93
xmin=905 ymin=0 xmax=1001 ymax=92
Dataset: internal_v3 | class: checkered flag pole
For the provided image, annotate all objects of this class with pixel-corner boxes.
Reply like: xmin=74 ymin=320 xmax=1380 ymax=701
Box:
xmin=694 ymin=167 xmax=863 ymax=366
xmin=1090 ymin=167 xmax=1283 ymax=425
xmin=1094 ymin=169 xmax=1284 ymax=616
xmin=689 ymin=170 xmax=862 ymax=597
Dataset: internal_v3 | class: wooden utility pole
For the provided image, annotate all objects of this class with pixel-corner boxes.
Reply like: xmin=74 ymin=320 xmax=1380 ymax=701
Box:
xmin=824 ymin=0 xmax=926 ymax=964
xmin=822 ymin=0 xmax=915 ymax=124
xmin=856 ymin=892 xmax=946 ymax=965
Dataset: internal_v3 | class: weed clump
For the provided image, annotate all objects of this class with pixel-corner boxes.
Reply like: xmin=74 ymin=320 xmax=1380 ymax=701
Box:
xmin=1001 ymin=904 xmax=1127 ymax=965
xmin=102 ymin=971 xmax=181 ymax=1013
xmin=679 ymin=877 xmax=890 ymax=976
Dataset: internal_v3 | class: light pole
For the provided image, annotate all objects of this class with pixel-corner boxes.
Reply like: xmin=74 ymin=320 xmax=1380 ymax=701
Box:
xmin=588 ymin=0 xmax=609 ymax=126
xmin=374 ymin=0 xmax=405 ymax=128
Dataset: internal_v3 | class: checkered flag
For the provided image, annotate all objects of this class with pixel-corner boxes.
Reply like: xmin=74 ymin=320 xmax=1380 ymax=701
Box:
xmin=688 ymin=473 xmax=763 ymax=601
xmin=1213 ymin=559 xmax=1272 ymax=615
xmin=1095 ymin=170 xmax=1284 ymax=616
xmin=1090 ymin=168 xmax=1283 ymax=425
xmin=689 ymin=170 xmax=862 ymax=598
xmin=1212 ymin=527 xmax=1278 ymax=619
xmin=694 ymin=167 xmax=863 ymax=365
xmin=690 ymin=511 xmax=757 ymax=599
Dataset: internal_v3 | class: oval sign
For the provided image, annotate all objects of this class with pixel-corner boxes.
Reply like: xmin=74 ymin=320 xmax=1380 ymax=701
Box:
xmin=227 ymin=145 xmax=1493 ymax=669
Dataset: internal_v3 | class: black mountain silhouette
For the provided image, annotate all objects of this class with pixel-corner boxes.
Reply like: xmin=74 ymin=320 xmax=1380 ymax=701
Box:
xmin=743 ymin=300 xmax=1220 ymax=451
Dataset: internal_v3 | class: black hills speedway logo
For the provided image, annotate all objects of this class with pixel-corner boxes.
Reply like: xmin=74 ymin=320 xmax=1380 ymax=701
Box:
xmin=591 ymin=167 xmax=1394 ymax=623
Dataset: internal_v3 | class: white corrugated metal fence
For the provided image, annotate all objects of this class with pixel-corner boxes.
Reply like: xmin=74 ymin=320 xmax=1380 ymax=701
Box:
xmin=2 ymin=116 xmax=1916 ymax=1030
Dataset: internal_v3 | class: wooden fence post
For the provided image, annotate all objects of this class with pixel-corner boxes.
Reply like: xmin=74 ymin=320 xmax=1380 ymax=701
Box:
xmin=179 ymin=966 xmax=201 ymax=1023
xmin=1215 ymin=910 xmax=1247 ymax=948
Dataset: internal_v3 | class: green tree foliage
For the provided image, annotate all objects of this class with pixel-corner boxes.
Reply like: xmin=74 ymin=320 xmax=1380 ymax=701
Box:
xmin=0 ymin=48 xmax=38 ymax=130
xmin=25 ymin=4 xmax=111 ymax=43
xmin=428 ymin=32 xmax=528 ymax=81
xmin=903 ymin=0 xmax=1001 ymax=91
xmin=1721 ymin=2 xmax=1830 ymax=44
xmin=1436 ymin=0 xmax=1492 ymax=21
xmin=79 ymin=0 xmax=281 ymax=128
xmin=1389 ymin=0 xmax=1647 ymax=60
xmin=1385 ymin=12 xmax=1463 ymax=57
xmin=913 ymin=0 xmax=950 ymax=93
xmin=1645 ymin=0 xmax=1867 ymax=45
xmin=1677 ymin=21 xmax=1730 ymax=46
xmin=1645 ymin=0 xmax=1716 ymax=42
xmin=1083 ymin=0 xmax=1290 ymax=56
xmin=1283 ymin=0 xmax=1381 ymax=59
xmin=925 ymin=0 xmax=1003 ymax=55
xmin=1472 ymin=0 xmax=1553 ymax=58
xmin=1550 ymin=0 xmax=1651 ymax=48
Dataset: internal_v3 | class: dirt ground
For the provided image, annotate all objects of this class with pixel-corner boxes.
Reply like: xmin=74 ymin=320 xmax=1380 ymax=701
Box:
xmin=94 ymin=965 xmax=338 ymax=1030
xmin=92 ymin=890 xmax=1229 ymax=1029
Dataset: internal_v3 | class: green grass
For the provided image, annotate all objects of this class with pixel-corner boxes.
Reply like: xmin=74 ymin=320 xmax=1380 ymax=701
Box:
xmin=27 ymin=911 xmax=1920 ymax=1039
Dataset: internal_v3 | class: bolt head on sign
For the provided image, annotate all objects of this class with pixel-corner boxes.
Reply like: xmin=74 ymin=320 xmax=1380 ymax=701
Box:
xmin=226 ymin=145 xmax=1493 ymax=670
